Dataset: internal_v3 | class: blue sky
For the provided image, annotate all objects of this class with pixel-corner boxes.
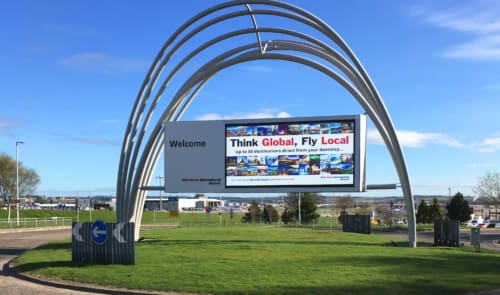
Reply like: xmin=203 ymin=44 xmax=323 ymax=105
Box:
xmin=0 ymin=0 xmax=498 ymax=198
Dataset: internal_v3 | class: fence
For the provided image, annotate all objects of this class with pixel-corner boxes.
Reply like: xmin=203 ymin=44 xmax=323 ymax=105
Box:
xmin=144 ymin=210 xmax=345 ymax=229
xmin=0 ymin=217 xmax=72 ymax=230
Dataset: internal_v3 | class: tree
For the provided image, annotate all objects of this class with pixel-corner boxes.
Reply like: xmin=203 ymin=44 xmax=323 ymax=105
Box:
xmin=262 ymin=204 xmax=278 ymax=224
xmin=281 ymin=207 xmax=295 ymax=224
xmin=0 ymin=154 xmax=40 ymax=220
xmin=416 ymin=200 xmax=430 ymax=224
xmin=241 ymin=200 xmax=262 ymax=223
xmin=338 ymin=209 xmax=347 ymax=224
xmin=0 ymin=154 xmax=16 ymax=204
xmin=285 ymin=192 xmax=320 ymax=224
xmin=473 ymin=172 xmax=500 ymax=206
xmin=446 ymin=192 xmax=473 ymax=222
xmin=0 ymin=154 xmax=40 ymax=198
xmin=417 ymin=198 xmax=443 ymax=224
xmin=335 ymin=195 xmax=354 ymax=210
xmin=429 ymin=198 xmax=443 ymax=221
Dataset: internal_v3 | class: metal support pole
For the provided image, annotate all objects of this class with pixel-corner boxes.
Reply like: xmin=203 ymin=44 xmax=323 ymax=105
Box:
xmin=16 ymin=141 xmax=24 ymax=226
xmin=89 ymin=194 xmax=92 ymax=222
xmin=156 ymin=176 xmax=164 ymax=211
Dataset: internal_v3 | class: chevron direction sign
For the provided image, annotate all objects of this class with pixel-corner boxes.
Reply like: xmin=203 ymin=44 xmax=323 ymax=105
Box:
xmin=72 ymin=221 xmax=135 ymax=265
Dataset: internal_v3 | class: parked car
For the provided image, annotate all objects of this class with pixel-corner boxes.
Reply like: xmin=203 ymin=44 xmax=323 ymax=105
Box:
xmin=483 ymin=219 xmax=500 ymax=228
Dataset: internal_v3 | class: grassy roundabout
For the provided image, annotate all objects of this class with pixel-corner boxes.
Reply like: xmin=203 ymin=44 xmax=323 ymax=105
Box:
xmin=14 ymin=225 xmax=500 ymax=295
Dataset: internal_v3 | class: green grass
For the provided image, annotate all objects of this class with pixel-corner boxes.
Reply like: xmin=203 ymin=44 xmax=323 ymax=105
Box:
xmin=13 ymin=226 xmax=500 ymax=295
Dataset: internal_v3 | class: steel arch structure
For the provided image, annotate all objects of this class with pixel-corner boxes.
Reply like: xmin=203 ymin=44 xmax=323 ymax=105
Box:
xmin=116 ymin=0 xmax=417 ymax=247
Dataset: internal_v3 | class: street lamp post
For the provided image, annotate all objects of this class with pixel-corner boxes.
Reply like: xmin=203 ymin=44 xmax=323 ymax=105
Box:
xmin=156 ymin=176 xmax=164 ymax=211
xmin=16 ymin=141 xmax=24 ymax=226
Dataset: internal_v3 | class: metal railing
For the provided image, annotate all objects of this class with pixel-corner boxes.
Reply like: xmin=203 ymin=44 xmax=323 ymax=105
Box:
xmin=0 ymin=217 xmax=72 ymax=230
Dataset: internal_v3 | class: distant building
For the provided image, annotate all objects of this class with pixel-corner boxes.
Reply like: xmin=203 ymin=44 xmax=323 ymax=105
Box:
xmin=77 ymin=198 xmax=92 ymax=210
xmin=76 ymin=197 xmax=115 ymax=211
xmin=144 ymin=194 xmax=225 ymax=212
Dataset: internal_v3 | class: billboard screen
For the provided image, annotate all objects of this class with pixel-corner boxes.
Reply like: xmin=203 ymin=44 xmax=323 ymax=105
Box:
xmin=164 ymin=115 xmax=366 ymax=193
xmin=226 ymin=118 xmax=358 ymax=188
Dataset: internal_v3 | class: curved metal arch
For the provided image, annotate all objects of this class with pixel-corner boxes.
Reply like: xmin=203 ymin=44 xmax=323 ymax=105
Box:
xmin=130 ymin=41 xmax=415 ymax=246
xmin=117 ymin=0 xmax=416 ymax=247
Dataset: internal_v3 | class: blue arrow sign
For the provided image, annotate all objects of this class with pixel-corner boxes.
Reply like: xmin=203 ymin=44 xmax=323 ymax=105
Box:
xmin=91 ymin=220 xmax=108 ymax=245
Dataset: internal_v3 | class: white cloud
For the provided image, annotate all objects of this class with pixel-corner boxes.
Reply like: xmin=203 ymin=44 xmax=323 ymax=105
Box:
xmin=195 ymin=109 xmax=291 ymax=121
xmin=242 ymin=65 xmax=274 ymax=73
xmin=468 ymin=162 xmax=496 ymax=169
xmin=472 ymin=136 xmax=500 ymax=152
xmin=444 ymin=34 xmax=500 ymax=60
xmin=368 ymin=129 xmax=463 ymax=148
xmin=413 ymin=1 xmax=500 ymax=60
xmin=59 ymin=53 xmax=148 ymax=74
xmin=0 ymin=118 xmax=21 ymax=130
xmin=421 ymin=6 xmax=500 ymax=34
xmin=69 ymin=137 xmax=118 ymax=146
xmin=0 ymin=117 xmax=22 ymax=136
xmin=369 ymin=128 xmax=500 ymax=153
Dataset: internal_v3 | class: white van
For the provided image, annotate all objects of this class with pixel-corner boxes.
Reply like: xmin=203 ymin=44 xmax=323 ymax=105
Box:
xmin=467 ymin=216 xmax=484 ymax=227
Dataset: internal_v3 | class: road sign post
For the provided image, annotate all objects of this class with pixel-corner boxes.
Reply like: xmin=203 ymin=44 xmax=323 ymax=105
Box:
xmin=72 ymin=221 xmax=135 ymax=264
xmin=471 ymin=227 xmax=480 ymax=252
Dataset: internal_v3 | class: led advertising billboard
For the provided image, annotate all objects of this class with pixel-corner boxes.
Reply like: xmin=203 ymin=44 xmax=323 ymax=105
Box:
xmin=164 ymin=115 xmax=366 ymax=193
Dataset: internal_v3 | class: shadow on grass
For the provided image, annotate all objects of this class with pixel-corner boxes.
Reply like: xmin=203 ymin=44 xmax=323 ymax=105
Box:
xmin=0 ymin=248 xmax=28 ymax=256
xmin=35 ymin=241 xmax=72 ymax=250
xmin=13 ymin=242 xmax=75 ymax=272
xmin=14 ymin=260 xmax=75 ymax=272
xmin=383 ymin=241 xmax=435 ymax=247
xmin=138 ymin=238 xmax=384 ymax=248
